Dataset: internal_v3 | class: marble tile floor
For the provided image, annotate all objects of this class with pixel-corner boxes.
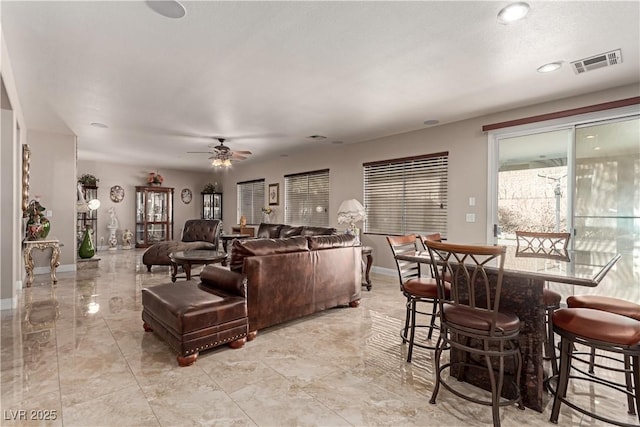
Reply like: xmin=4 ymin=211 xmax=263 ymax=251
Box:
xmin=1 ymin=249 xmax=637 ymax=426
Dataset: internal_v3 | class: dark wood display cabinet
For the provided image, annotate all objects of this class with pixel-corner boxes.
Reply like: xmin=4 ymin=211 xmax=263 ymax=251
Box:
xmin=135 ymin=186 xmax=174 ymax=248
xmin=202 ymin=192 xmax=222 ymax=220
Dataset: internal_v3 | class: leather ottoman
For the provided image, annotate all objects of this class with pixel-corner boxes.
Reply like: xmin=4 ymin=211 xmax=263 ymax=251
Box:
xmin=141 ymin=267 xmax=248 ymax=366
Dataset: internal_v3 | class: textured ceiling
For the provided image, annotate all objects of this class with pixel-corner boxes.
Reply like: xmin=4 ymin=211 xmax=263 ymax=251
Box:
xmin=2 ymin=1 xmax=639 ymax=171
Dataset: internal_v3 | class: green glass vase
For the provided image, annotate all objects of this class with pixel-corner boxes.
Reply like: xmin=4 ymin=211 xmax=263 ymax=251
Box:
xmin=78 ymin=228 xmax=95 ymax=259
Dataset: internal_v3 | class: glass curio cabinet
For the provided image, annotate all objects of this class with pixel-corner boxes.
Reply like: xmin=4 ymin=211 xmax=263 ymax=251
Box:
xmin=135 ymin=186 xmax=174 ymax=248
xmin=202 ymin=192 xmax=222 ymax=220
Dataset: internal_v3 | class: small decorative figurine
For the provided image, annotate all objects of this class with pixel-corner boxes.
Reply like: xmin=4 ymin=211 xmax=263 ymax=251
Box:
xmin=122 ymin=229 xmax=133 ymax=249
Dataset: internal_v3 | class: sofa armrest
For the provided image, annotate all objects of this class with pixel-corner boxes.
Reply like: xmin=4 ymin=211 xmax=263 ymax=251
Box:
xmin=200 ymin=265 xmax=247 ymax=298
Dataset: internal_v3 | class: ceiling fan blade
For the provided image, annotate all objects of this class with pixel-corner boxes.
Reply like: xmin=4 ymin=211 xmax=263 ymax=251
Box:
xmin=187 ymin=151 xmax=214 ymax=154
xmin=231 ymin=154 xmax=247 ymax=160
xmin=234 ymin=150 xmax=252 ymax=155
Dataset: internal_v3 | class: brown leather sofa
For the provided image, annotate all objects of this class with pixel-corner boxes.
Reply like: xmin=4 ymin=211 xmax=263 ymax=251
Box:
xmin=142 ymin=219 xmax=221 ymax=271
xmin=202 ymin=233 xmax=361 ymax=338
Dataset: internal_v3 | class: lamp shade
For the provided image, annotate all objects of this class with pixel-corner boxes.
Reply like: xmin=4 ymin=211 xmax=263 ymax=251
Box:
xmin=337 ymin=199 xmax=366 ymax=225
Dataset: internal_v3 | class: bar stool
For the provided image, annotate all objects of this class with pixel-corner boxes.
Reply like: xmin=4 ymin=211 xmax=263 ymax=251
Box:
xmin=515 ymin=231 xmax=570 ymax=376
xmin=550 ymin=307 xmax=640 ymax=426
xmin=426 ymin=241 xmax=523 ymax=427
xmin=567 ymin=295 xmax=640 ymax=416
xmin=386 ymin=234 xmax=449 ymax=362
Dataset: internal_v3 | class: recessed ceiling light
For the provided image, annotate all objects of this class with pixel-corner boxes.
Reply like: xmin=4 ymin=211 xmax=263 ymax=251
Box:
xmin=307 ymin=135 xmax=327 ymax=140
xmin=146 ymin=1 xmax=186 ymax=19
xmin=280 ymin=154 xmax=289 ymax=158
xmin=585 ymin=135 xmax=595 ymax=139
xmin=331 ymin=140 xmax=344 ymax=145
xmin=90 ymin=122 xmax=108 ymax=128
xmin=497 ymin=2 xmax=530 ymax=24
xmin=423 ymin=119 xmax=440 ymax=126
xmin=537 ymin=62 xmax=563 ymax=73
xmin=594 ymin=146 xmax=601 ymax=151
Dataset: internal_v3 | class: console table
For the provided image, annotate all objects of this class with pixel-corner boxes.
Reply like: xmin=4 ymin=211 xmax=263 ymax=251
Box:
xmin=23 ymin=238 xmax=61 ymax=287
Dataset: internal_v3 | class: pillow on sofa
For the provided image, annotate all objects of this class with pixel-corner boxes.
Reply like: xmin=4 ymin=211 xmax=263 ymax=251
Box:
xmin=279 ymin=225 xmax=304 ymax=238
xmin=256 ymin=223 xmax=283 ymax=238
xmin=301 ymin=226 xmax=337 ymax=236
xmin=230 ymin=236 xmax=310 ymax=272
xmin=307 ymin=234 xmax=357 ymax=250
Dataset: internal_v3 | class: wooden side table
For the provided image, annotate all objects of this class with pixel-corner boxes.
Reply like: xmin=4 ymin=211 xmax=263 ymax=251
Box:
xmin=169 ymin=250 xmax=227 ymax=282
xmin=23 ymin=238 xmax=61 ymax=287
xmin=361 ymin=246 xmax=373 ymax=291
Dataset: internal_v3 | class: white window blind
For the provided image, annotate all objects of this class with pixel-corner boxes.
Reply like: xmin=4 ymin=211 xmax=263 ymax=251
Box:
xmin=364 ymin=152 xmax=448 ymax=237
xmin=237 ymin=179 xmax=265 ymax=225
xmin=284 ymin=169 xmax=329 ymax=226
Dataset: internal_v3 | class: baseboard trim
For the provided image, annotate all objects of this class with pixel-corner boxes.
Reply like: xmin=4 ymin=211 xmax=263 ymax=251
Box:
xmin=33 ymin=263 xmax=76 ymax=275
xmin=0 ymin=296 xmax=17 ymax=310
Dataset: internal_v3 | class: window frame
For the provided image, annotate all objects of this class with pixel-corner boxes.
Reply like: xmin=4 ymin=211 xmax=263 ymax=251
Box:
xmin=363 ymin=152 xmax=449 ymax=237
xmin=284 ymin=169 xmax=330 ymax=227
xmin=236 ymin=179 xmax=265 ymax=225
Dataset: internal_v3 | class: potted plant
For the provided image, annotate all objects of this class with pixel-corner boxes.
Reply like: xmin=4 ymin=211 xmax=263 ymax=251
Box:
xmin=78 ymin=173 xmax=99 ymax=186
xmin=25 ymin=198 xmax=50 ymax=240
xmin=202 ymin=182 xmax=217 ymax=193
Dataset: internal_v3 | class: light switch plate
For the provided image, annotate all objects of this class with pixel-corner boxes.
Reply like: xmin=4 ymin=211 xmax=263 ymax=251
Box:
xmin=469 ymin=197 xmax=475 ymax=206
xmin=466 ymin=213 xmax=476 ymax=222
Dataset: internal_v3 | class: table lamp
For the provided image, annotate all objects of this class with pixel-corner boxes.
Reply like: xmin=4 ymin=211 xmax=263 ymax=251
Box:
xmin=337 ymin=199 xmax=366 ymax=244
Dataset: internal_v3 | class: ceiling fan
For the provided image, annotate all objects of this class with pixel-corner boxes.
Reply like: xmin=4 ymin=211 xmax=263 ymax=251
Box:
xmin=187 ymin=138 xmax=252 ymax=167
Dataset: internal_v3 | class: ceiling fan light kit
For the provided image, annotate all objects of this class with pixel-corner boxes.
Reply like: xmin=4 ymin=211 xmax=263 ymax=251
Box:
xmin=187 ymin=137 xmax=252 ymax=168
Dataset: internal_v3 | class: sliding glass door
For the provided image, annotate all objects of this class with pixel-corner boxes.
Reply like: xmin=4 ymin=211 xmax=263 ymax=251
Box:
xmin=490 ymin=113 xmax=639 ymax=300
xmin=574 ymin=118 xmax=640 ymax=254
xmin=494 ymin=129 xmax=572 ymax=245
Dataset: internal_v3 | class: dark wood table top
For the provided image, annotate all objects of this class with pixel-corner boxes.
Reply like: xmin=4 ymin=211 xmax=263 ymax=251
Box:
xmin=169 ymin=250 xmax=227 ymax=263
xmin=219 ymin=234 xmax=252 ymax=240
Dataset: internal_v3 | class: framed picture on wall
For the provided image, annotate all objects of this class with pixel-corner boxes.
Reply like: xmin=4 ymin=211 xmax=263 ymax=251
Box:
xmin=268 ymin=183 xmax=279 ymax=205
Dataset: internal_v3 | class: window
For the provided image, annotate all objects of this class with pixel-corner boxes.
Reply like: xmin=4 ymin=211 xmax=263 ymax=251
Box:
xmin=364 ymin=152 xmax=448 ymax=237
xmin=237 ymin=179 xmax=265 ymax=225
xmin=284 ymin=169 xmax=329 ymax=226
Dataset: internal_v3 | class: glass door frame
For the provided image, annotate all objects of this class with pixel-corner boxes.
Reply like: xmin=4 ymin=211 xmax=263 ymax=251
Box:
xmin=487 ymin=104 xmax=639 ymax=244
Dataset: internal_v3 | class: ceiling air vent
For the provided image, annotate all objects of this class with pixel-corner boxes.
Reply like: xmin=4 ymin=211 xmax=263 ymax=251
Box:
xmin=571 ymin=49 xmax=622 ymax=74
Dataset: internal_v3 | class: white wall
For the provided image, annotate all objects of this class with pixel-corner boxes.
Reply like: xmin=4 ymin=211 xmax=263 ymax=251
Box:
xmin=26 ymin=130 xmax=77 ymax=269
xmin=220 ymin=83 xmax=640 ymax=272
xmin=1 ymin=26 xmax=27 ymax=309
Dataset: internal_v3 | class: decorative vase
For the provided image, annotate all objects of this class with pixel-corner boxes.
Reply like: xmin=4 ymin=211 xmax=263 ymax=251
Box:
xmin=78 ymin=228 xmax=95 ymax=259
xmin=26 ymin=221 xmax=44 ymax=240
xmin=39 ymin=218 xmax=51 ymax=239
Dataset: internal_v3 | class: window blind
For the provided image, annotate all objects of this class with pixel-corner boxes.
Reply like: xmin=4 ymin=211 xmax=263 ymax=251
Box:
xmin=364 ymin=153 xmax=448 ymax=237
xmin=284 ymin=169 xmax=329 ymax=226
xmin=237 ymin=179 xmax=265 ymax=225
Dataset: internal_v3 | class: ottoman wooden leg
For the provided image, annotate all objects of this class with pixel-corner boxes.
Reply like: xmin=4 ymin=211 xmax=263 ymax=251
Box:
xmin=247 ymin=330 xmax=258 ymax=341
xmin=349 ymin=300 xmax=361 ymax=307
xmin=229 ymin=337 xmax=247 ymax=349
xmin=177 ymin=353 xmax=198 ymax=367
xmin=143 ymin=322 xmax=153 ymax=332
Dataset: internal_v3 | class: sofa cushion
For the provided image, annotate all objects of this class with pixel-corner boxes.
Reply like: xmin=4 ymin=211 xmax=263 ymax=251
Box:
xmin=256 ymin=223 xmax=283 ymax=238
xmin=301 ymin=226 xmax=337 ymax=236
xmin=230 ymin=236 xmax=309 ymax=272
xmin=279 ymin=225 xmax=304 ymax=237
xmin=307 ymin=233 xmax=357 ymax=250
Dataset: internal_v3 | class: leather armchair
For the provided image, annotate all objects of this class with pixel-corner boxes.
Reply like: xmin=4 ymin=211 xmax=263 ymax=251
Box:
xmin=142 ymin=219 xmax=221 ymax=271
